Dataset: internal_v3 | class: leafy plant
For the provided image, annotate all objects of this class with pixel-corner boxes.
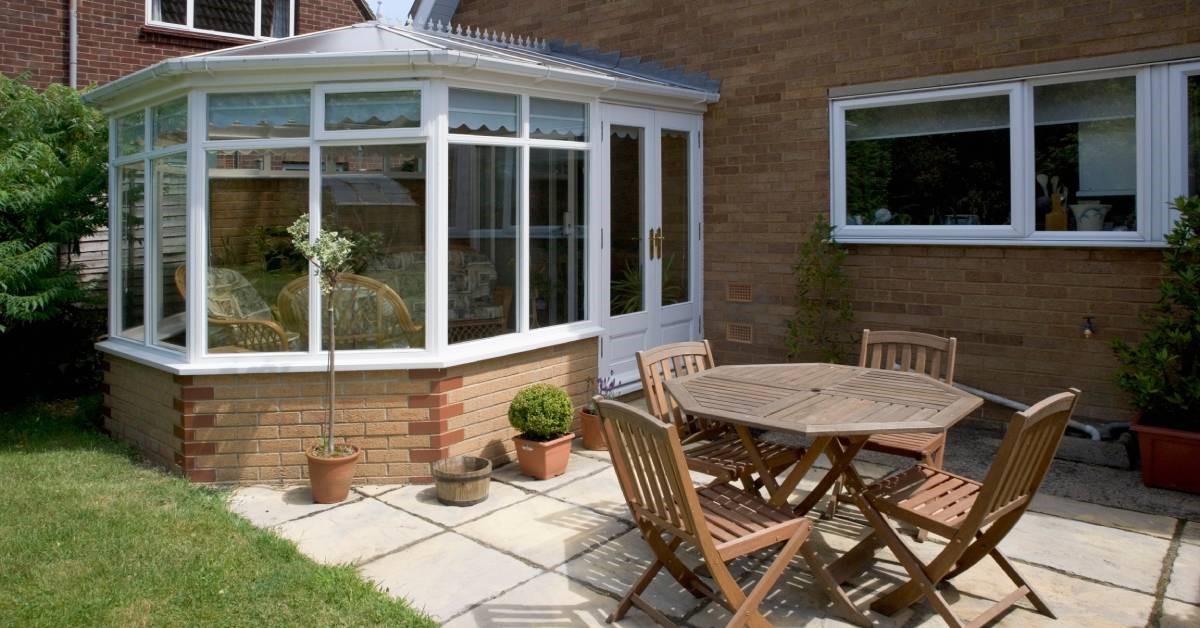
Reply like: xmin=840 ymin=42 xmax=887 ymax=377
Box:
xmin=609 ymin=255 xmax=685 ymax=315
xmin=508 ymin=383 xmax=574 ymax=441
xmin=786 ymin=216 xmax=854 ymax=363
xmin=585 ymin=370 xmax=619 ymax=414
xmin=288 ymin=215 xmax=357 ymax=456
xmin=0 ymin=74 xmax=106 ymax=332
xmin=1113 ymin=196 xmax=1200 ymax=430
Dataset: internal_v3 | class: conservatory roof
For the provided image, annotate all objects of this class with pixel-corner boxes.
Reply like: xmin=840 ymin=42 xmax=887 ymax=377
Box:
xmin=85 ymin=21 xmax=720 ymax=108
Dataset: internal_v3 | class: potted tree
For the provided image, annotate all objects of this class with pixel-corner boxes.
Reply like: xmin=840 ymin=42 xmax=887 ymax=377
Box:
xmin=579 ymin=371 xmax=618 ymax=450
xmin=1113 ymin=196 xmax=1200 ymax=494
xmin=288 ymin=215 xmax=360 ymax=503
xmin=508 ymin=383 xmax=574 ymax=480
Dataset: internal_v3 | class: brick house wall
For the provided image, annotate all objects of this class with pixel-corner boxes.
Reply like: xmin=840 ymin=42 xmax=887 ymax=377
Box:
xmin=1 ymin=1 xmax=372 ymax=90
xmin=102 ymin=339 xmax=596 ymax=484
xmin=454 ymin=0 xmax=1200 ymax=422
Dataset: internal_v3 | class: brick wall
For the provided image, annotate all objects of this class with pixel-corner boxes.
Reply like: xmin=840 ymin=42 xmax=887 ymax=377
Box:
xmin=103 ymin=338 xmax=597 ymax=484
xmin=455 ymin=0 xmax=1199 ymax=422
xmin=1 ymin=0 xmax=371 ymax=89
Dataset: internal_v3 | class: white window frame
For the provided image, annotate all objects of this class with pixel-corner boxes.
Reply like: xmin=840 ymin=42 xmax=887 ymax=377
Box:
xmin=831 ymin=63 xmax=1196 ymax=247
xmin=314 ymin=81 xmax=430 ymax=141
xmin=145 ymin=0 xmax=295 ymax=41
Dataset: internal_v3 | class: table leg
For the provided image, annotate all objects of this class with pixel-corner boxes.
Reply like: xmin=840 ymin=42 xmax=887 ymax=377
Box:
xmin=734 ymin=424 xmax=780 ymax=497
xmin=792 ymin=436 xmax=867 ymax=516
xmin=768 ymin=436 xmax=831 ymax=508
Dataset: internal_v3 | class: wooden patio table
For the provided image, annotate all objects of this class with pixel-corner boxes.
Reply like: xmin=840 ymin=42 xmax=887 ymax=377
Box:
xmin=665 ymin=362 xmax=983 ymax=625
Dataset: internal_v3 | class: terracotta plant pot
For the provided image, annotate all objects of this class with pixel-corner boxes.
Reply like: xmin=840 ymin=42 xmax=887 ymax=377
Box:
xmin=306 ymin=445 xmax=361 ymax=504
xmin=513 ymin=433 xmax=573 ymax=480
xmin=1131 ymin=415 xmax=1200 ymax=494
xmin=579 ymin=408 xmax=608 ymax=451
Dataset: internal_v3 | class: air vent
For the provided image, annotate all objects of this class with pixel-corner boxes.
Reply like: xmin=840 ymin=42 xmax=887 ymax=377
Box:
xmin=726 ymin=322 xmax=754 ymax=344
xmin=726 ymin=282 xmax=752 ymax=303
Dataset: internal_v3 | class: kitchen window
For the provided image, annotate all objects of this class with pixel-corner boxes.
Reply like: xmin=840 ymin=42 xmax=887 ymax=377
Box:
xmin=149 ymin=0 xmax=294 ymax=39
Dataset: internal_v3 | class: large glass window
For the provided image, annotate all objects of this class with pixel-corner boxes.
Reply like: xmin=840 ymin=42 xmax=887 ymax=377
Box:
xmin=844 ymin=95 xmax=1012 ymax=227
xmin=449 ymin=89 xmax=518 ymax=137
xmin=447 ymin=145 xmax=518 ymax=343
xmin=530 ymin=98 xmax=587 ymax=142
xmin=660 ymin=130 xmax=690 ymax=306
xmin=609 ymin=125 xmax=644 ymax=316
xmin=318 ymin=144 xmax=427 ymax=349
xmin=1034 ymin=77 xmax=1137 ymax=232
xmin=118 ymin=163 xmax=146 ymax=340
xmin=529 ymin=149 xmax=586 ymax=328
xmin=1189 ymin=75 xmax=1199 ymax=196
xmin=154 ymin=154 xmax=188 ymax=349
xmin=152 ymin=99 xmax=188 ymax=149
xmin=206 ymin=148 xmax=309 ymax=353
xmin=116 ymin=112 xmax=145 ymax=157
xmin=207 ymin=91 xmax=311 ymax=140
xmin=150 ymin=0 xmax=292 ymax=38
xmin=324 ymin=91 xmax=421 ymax=132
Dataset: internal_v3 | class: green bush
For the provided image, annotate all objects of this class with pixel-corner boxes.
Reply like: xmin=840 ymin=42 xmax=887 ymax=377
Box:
xmin=508 ymin=383 xmax=574 ymax=440
xmin=1113 ymin=196 xmax=1200 ymax=430
xmin=786 ymin=216 xmax=854 ymax=363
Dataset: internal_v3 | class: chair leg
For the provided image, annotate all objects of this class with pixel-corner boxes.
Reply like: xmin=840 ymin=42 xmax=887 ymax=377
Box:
xmin=989 ymin=547 xmax=1055 ymax=618
xmin=723 ymin=524 xmax=811 ymax=628
xmin=824 ymin=478 xmax=842 ymax=520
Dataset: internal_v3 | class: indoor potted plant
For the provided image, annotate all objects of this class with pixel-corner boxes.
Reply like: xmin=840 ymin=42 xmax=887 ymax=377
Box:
xmin=1113 ymin=195 xmax=1200 ymax=494
xmin=289 ymin=215 xmax=361 ymax=503
xmin=508 ymin=383 xmax=574 ymax=480
xmin=579 ymin=371 xmax=618 ymax=450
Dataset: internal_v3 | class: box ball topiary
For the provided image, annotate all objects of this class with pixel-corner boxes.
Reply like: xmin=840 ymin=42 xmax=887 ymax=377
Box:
xmin=508 ymin=383 xmax=574 ymax=441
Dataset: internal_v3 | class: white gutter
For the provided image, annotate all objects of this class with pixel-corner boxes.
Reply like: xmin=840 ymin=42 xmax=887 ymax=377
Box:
xmin=68 ymin=0 xmax=78 ymax=88
xmin=83 ymin=48 xmax=718 ymax=108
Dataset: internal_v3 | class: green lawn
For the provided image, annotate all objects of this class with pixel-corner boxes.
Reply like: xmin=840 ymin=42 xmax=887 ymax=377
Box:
xmin=0 ymin=398 xmax=435 ymax=628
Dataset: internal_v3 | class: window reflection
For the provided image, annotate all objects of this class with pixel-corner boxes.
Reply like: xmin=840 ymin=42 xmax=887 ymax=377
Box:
xmin=530 ymin=149 xmax=586 ymax=328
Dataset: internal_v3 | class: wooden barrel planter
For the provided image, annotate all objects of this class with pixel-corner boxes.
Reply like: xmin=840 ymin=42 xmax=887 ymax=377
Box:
xmin=431 ymin=456 xmax=492 ymax=506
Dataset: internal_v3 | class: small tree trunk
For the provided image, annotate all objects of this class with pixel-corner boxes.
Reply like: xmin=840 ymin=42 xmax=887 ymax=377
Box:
xmin=326 ymin=298 xmax=336 ymax=453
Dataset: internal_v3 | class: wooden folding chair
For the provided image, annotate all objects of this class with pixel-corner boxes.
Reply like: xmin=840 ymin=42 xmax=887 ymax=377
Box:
xmin=637 ymin=341 xmax=803 ymax=495
xmin=850 ymin=389 xmax=1081 ymax=628
xmin=828 ymin=329 xmax=958 ymax=529
xmin=597 ymin=399 xmax=835 ymax=628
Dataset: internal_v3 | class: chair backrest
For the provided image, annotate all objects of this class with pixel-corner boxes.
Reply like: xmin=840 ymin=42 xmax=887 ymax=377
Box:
xmin=597 ymin=399 xmax=706 ymax=544
xmin=859 ymin=329 xmax=958 ymax=384
xmin=636 ymin=341 xmax=716 ymax=436
xmin=277 ymin=273 xmax=421 ymax=349
xmin=971 ymin=388 xmax=1080 ymax=524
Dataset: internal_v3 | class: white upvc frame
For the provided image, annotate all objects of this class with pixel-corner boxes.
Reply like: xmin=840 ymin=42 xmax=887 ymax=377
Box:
xmin=830 ymin=63 xmax=1197 ymax=247
xmin=314 ymin=81 xmax=430 ymax=141
xmin=144 ymin=0 xmax=294 ymax=41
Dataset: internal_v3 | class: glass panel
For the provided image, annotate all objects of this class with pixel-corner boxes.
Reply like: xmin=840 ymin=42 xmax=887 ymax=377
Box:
xmin=116 ymin=111 xmax=145 ymax=156
xmin=530 ymin=149 xmax=586 ymax=328
xmin=324 ymin=91 xmax=420 ymax=131
xmin=207 ymin=91 xmax=311 ymax=140
xmin=260 ymin=0 xmax=291 ymax=37
xmin=1189 ymin=75 xmax=1199 ymax=197
xmin=1035 ymin=77 xmax=1137 ymax=232
xmin=206 ymin=148 xmax=309 ymax=353
xmin=449 ymin=89 xmax=518 ymax=137
xmin=844 ymin=95 xmax=1011 ymax=226
xmin=195 ymin=0 xmax=254 ymax=36
xmin=609 ymin=125 xmax=644 ymax=315
xmin=152 ymin=98 xmax=188 ymax=149
xmin=530 ymin=98 xmax=586 ymax=141
xmin=118 ymin=163 xmax=146 ymax=340
xmin=152 ymin=0 xmax=187 ymax=25
xmin=319 ymin=144 xmax=427 ymax=349
xmin=154 ymin=154 xmax=188 ymax=350
xmin=660 ymin=130 xmax=689 ymax=306
xmin=447 ymin=145 xmax=518 ymax=343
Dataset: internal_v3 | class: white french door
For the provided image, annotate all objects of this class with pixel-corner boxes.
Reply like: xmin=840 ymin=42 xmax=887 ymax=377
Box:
xmin=599 ymin=104 xmax=703 ymax=392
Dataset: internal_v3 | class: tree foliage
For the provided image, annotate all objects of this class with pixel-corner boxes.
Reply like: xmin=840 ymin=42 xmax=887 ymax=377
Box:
xmin=0 ymin=74 xmax=107 ymax=331
xmin=1113 ymin=196 xmax=1200 ymax=429
xmin=786 ymin=216 xmax=854 ymax=363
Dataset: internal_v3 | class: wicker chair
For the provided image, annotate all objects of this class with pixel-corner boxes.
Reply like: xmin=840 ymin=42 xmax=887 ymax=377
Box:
xmin=276 ymin=273 xmax=423 ymax=349
xmin=174 ymin=265 xmax=293 ymax=352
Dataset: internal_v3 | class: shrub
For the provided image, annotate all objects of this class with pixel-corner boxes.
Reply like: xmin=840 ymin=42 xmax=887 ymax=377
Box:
xmin=508 ymin=383 xmax=574 ymax=440
xmin=785 ymin=216 xmax=854 ymax=363
xmin=1113 ymin=196 xmax=1200 ymax=430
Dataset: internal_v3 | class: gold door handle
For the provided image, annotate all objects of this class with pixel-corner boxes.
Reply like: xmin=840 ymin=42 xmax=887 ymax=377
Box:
xmin=650 ymin=228 xmax=663 ymax=260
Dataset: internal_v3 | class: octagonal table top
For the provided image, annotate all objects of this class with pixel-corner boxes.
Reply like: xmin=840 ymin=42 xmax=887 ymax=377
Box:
xmin=665 ymin=363 xmax=983 ymax=437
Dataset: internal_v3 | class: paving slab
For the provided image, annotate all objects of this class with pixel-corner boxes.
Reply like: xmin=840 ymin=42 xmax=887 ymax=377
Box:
xmin=360 ymin=532 xmax=540 ymax=623
xmin=546 ymin=467 xmax=631 ymax=522
xmin=456 ymin=494 xmax=630 ymax=569
xmin=352 ymin=484 xmax=401 ymax=497
xmin=571 ymin=438 xmax=612 ymax=463
xmin=1029 ymin=492 xmax=1178 ymax=539
xmin=444 ymin=571 xmax=656 ymax=628
xmin=997 ymin=511 xmax=1170 ymax=593
xmin=1161 ymin=599 xmax=1200 ymax=628
xmin=1166 ymin=542 xmax=1200 ymax=604
xmin=379 ymin=481 xmax=532 ymax=527
xmin=274 ymin=498 xmax=439 ymax=565
xmin=492 ymin=454 xmax=610 ymax=493
xmin=1182 ymin=520 xmax=1200 ymax=546
xmin=227 ymin=485 xmax=353 ymax=528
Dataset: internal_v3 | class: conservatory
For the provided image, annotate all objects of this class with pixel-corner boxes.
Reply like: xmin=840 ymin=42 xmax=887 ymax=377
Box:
xmin=85 ymin=21 xmax=717 ymax=483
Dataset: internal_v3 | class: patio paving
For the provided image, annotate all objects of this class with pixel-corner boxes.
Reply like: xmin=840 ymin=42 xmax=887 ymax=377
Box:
xmin=229 ymin=440 xmax=1199 ymax=626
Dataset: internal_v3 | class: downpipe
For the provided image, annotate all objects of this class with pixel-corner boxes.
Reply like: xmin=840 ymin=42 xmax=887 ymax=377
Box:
xmin=69 ymin=0 xmax=79 ymax=88
xmin=954 ymin=382 xmax=1104 ymax=441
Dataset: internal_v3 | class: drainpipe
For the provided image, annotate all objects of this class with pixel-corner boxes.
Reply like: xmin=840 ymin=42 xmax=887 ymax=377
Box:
xmin=954 ymin=382 xmax=1103 ymax=440
xmin=68 ymin=0 xmax=79 ymax=88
